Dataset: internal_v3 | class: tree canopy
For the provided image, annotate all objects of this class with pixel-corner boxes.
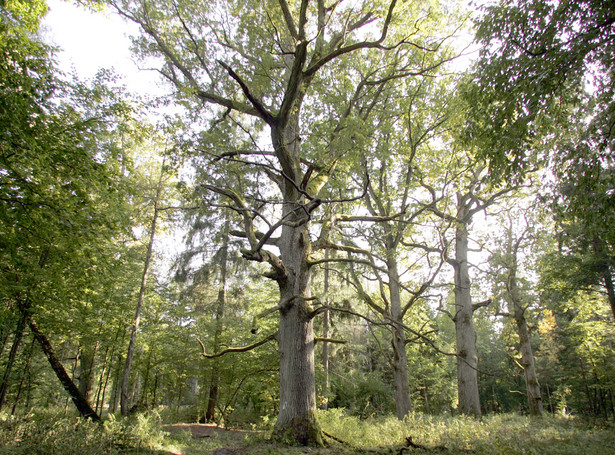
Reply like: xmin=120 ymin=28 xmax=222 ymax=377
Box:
xmin=0 ymin=0 xmax=614 ymax=450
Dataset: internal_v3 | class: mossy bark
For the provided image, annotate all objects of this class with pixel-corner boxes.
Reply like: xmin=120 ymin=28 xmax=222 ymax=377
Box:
xmin=273 ymin=409 xmax=323 ymax=446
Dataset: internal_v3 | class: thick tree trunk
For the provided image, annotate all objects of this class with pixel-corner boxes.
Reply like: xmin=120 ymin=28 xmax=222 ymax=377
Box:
xmin=273 ymin=221 xmax=321 ymax=445
xmin=28 ymin=316 xmax=100 ymax=421
xmin=452 ymin=202 xmax=481 ymax=417
xmin=387 ymin=249 xmax=412 ymax=419
xmin=0 ymin=307 xmax=27 ymax=411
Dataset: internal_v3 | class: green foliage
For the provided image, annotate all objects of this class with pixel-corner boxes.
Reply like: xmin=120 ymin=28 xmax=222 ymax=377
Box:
xmin=2 ymin=409 xmax=614 ymax=455
xmin=0 ymin=409 xmax=174 ymax=455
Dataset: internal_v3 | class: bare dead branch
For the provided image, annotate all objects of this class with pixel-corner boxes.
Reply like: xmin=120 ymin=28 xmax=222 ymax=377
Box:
xmin=197 ymin=333 xmax=277 ymax=359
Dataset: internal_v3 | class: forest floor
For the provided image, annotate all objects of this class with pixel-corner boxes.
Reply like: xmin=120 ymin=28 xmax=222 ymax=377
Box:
xmin=157 ymin=414 xmax=615 ymax=455
xmin=2 ymin=410 xmax=615 ymax=455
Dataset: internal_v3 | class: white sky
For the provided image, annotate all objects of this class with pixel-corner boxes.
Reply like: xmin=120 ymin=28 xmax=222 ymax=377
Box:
xmin=41 ymin=0 xmax=160 ymax=95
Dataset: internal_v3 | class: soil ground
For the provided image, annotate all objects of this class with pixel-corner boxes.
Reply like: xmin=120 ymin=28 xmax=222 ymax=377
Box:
xmin=161 ymin=424 xmax=364 ymax=454
xmin=163 ymin=423 xmax=255 ymax=440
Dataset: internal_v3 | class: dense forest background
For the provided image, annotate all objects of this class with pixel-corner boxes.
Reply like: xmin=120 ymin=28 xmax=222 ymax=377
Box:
xmin=1 ymin=0 xmax=614 ymax=452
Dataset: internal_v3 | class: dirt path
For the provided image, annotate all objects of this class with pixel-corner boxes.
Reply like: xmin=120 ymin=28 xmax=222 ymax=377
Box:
xmin=163 ymin=423 xmax=255 ymax=441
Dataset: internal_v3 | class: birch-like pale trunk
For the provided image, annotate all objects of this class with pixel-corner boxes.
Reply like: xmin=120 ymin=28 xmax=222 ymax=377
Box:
xmin=121 ymin=171 xmax=164 ymax=416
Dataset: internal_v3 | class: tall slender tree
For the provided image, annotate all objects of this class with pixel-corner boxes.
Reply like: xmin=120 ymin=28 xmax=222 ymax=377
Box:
xmin=489 ymin=204 xmax=545 ymax=416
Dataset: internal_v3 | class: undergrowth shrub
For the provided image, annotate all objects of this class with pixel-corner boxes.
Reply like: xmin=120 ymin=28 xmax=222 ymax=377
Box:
xmin=0 ymin=409 xmax=185 ymax=455
xmin=0 ymin=410 xmax=117 ymax=455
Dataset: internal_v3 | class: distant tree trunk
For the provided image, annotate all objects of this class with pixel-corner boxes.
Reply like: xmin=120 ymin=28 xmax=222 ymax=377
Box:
xmin=95 ymin=347 xmax=110 ymax=414
xmin=545 ymin=384 xmax=554 ymax=414
xmin=121 ymin=170 xmax=163 ymax=416
xmin=386 ymin=247 xmax=412 ymax=420
xmin=578 ymin=358 xmax=594 ymax=414
xmin=504 ymin=230 xmax=544 ymax=416
xmin=603 ymin=267 xmax=615 ymax=323
xmin=0 ymin=331 xmax=10 ymax=363
xmin=322 ymin=250 xmax=330 ymax=409
xmin=152 ymin=371 xmax=159 ymax=407
xmin=110 ymin=329 xmax=127 ymax=414
xmin=140 ymin=348 xmax=153 ymax=408
xmin=78 ymin=341 xmax=98 ymax=405
xmin=0 ymin=304 xmax=28 ymax=411
xmin=451 ymin=197 xmax=481 ymax=418
xmin=11 ymin=335 xmax=35 ymax=415
xmin=65 ymin=348 xmax=79 ymax=415
xmin=491 ymin=383 xmax=499 ymax=413
xmin=99 ymin=349 xmax=115 ymax=414
xmin=205 ymin=217 xmax=230 ymax=422
xmin=27 ymin=315 xmax=100 ymax=422
xmin=514 ymin=306 xmax=544 ymax=416
xmin=422 ymin=375 xmax=431 ymax=414
xmin=592 ymin=238 xmax=615 ymax=322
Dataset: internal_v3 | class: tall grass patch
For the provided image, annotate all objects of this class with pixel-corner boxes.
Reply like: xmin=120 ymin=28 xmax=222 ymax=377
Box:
xmin=318 ymin=409 xmax=615 ymax=454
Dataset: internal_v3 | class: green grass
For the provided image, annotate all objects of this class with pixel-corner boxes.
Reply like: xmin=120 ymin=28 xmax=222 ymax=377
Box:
xmin=1 ymin=409 xmax=613 ymax=455
xmin=317 ymin=410 xmax=615 ymax=455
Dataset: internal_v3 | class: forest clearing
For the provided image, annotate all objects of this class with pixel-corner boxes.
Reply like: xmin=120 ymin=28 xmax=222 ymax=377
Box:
xmin=1 ymin=0 xmax=614 ymax=452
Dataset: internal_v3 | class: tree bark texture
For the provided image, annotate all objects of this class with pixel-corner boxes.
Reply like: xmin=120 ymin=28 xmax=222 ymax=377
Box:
xmin=28 ymin=316 xmax=100 ymax=422
xmin=504 ymin=226 xmax=544 ymax=416
xmin=452 ymin=198 xmax=481 ymax=417
xmin=515 ymin=306 xmax=544 ymax=415
xmin=386 ymin=248 xmax=412 ymax=419
xmin=273 ymin=219 xmax=321 ymax=445
xmin=506 ymin=254 xmax=544 ymax=416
